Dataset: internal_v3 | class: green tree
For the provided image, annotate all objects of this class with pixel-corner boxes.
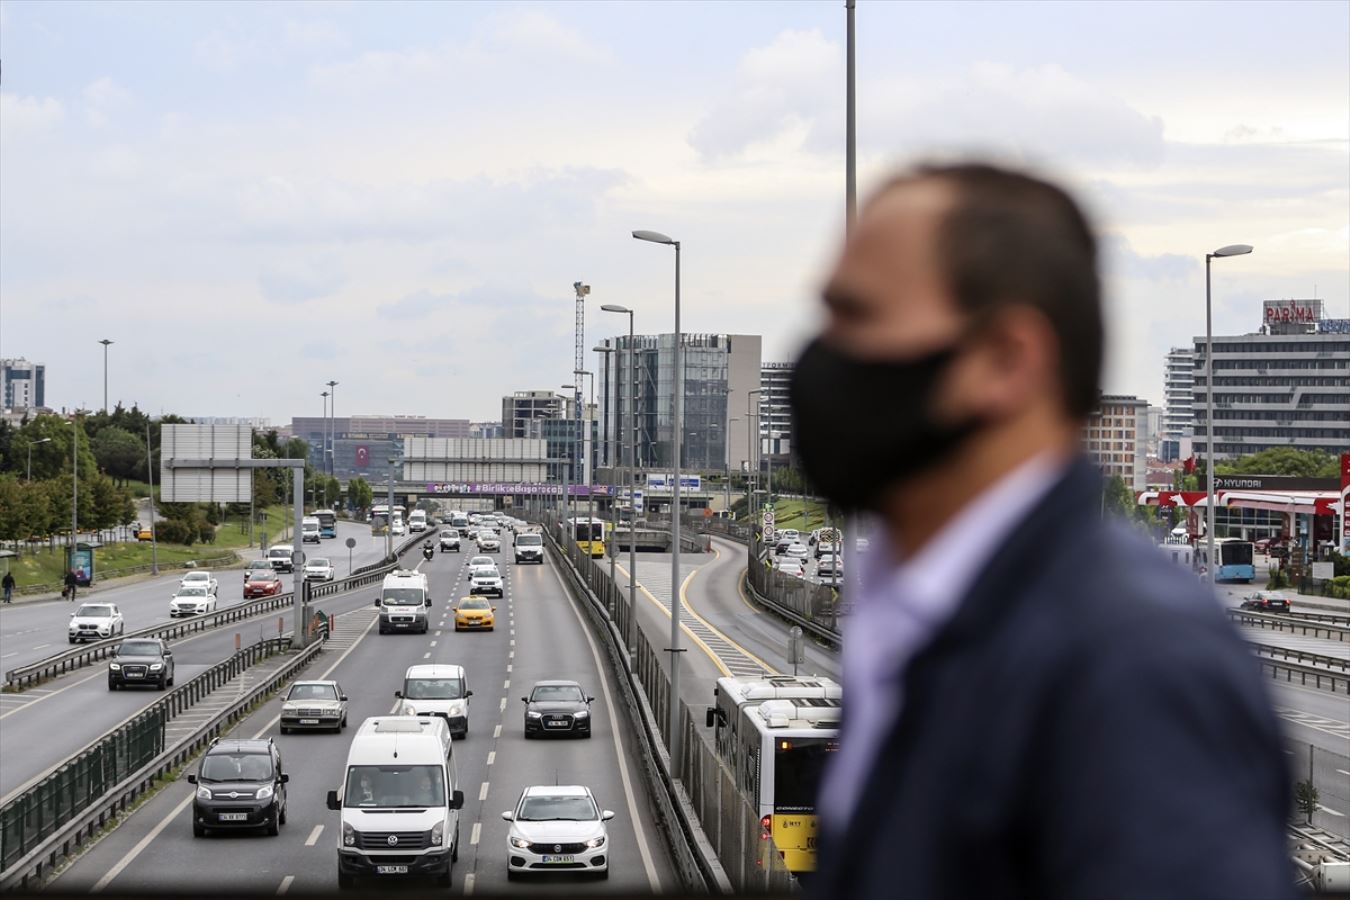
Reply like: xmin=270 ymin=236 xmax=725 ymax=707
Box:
xmin=89 ymin=475 xmax=125 ymax=531
xmin=0 ymin=477 xmax=23 ymax=543
xmin=91 ymin=426 xmax=146 ymax=485
xmin=1102 ymin=475 xmax=1136 ymax=519
xmin=1215 ymin=448 xmax=1338 ymax=478
xmin=14 ymin=414 xmax=98 ymax=482
xmin=324 ymin=476 xmax=342 ymax=508
xmin=346 ymin=477 xmax=373 ymax=513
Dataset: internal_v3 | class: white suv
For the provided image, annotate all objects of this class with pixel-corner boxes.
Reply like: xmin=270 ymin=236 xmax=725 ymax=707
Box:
xmin=69 ymin=603 xmax=125 ymax=643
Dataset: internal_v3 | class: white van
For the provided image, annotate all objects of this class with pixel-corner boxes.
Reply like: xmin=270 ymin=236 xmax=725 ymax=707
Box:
xmin=326 ymin=716 xmax=463 ymax=889
xmin=395 ymin=664 xmax=472 ymax=739
xmin=302 ymin=516 xmax=322 ymax=544
xmin=408 ymin=510 xmax=428 ymax=533
xmin=376 ymin=570 xmax=430 ymax=634
xmin=268 ymin=544 xmax=295 ymax=573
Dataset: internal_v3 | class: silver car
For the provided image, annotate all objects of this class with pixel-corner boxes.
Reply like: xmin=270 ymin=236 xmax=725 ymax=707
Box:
xmin=279 ymin=680 xmax=348 ymax=734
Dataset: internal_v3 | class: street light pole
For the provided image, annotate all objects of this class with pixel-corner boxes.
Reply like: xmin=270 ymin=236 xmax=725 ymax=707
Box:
xmin=26 ymin=437 xmax=51 ymax=481
xmin=386 ymin=457 xmax=398 ymax=561
xmin=98 ymin=339 xmax=114 ymax=413
xmin=560 ymin=384 xmax=577 ymax=533
xmin=726 ymin=417 xmax=740 ymax=515
xmin=1203 ymin=243 xmax=1254 ymax=590
xmin=632 ymin=228 xmax=684 ymax=765
xmin=321 ymin=391 xmax=330 ymax=492
xmin=603 ymin=305 xmax=639 ymax=651
xmin=71 ymin=416 xmax=80 ymax=552
xmin=146 ymin=423 xmax=159 ymax=574
xmin=594 ymin=343 xmax=618 ymax=586
xmin=327 ymin=380 xmax=339 ymax=478
xmin=576 ymin=370 xmax=595 ymax=554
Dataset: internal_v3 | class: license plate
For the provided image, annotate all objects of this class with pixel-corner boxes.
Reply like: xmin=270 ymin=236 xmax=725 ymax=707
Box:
xmin=542 ymin=855 xmax=575 ymax=864
xmin=300 ymin=719 xmax=319 ymax=725
xmin=546 ymin=721 xmax=567 ymax=728
xmin=219 ymin=812 xmax=248 ymax=821
xmin=376 ymin=866 xmax=408 ymax=875
xmin=126 ymin=672 xmax=143 ymax=678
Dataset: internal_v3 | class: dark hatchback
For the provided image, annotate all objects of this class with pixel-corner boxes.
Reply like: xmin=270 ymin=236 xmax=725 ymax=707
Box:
xmin=522 ymin=680 xmax=594 ymax=739
xmin=1240 ymin=591 xmax=1292 ymax=613
xmin=108 ymin=638 xmax=175 ymax=690
xmin=188 ymin=738 xmax=289 ymax=837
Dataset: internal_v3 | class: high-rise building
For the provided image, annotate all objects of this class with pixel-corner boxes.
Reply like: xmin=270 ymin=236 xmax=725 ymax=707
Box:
xmin=1083 ymin=394 xmax=1149 ymax=492
xmin=1192 ymin=300 xmax=1350 ymax=461
xmin=758 ymin=362 xmax=794 ymax=472
xmin=501 ymin=391 xmax=568 ymax=439
xmin=1161 ymin=347 xmax=1195 ymax=462
xmin=469 ymin=421 xmax=504 ymax=440
xmin=598 ymin=333 xmax=761 ymax=475
xmin=1 ymin=358 xmax=46 ymax=412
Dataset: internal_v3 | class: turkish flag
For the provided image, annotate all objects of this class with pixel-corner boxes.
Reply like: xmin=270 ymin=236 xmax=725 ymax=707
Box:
xmin=1183 ymin=456 xmax=1195 ymax=474
xmin=355 ymin=445 xmax=369 ymax=468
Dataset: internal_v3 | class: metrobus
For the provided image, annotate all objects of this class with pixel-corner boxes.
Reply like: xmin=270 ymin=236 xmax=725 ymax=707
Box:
xmin=314 ymin=509 xmax=338 ymax=539
xmin=369 ymin=504 xmax=407 ymax=536
xmin=565 ymin=517 xmax=607 ymax=559
xmin=706 ymin=675 xmax=841 ymax=874
xmin=1196 ymin=537 xmax=1256 ymax=583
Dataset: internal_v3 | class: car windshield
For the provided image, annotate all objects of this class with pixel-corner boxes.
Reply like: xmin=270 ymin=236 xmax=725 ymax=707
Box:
xmin=345 ymin=765 xmax=445 ymax=809
xmin=76 ymin=605 xmax=113 ymax=618
xmin=183 ymin=573 xmax=208 ymax=581
xmin=118 ymin=640 xmax=161 ymax=656
xmin=470 ymin=557 xmax=492 ymax=567
xmin=248 ymin=562 xmax=271 ymax=571
xmin=474 ymin=571 xmax=499 ymax=580
xmin=383 ymin=589 xmax=424 ymax=606
xmin=460 ymin=598 xmax=491 ymax=610
xmin=516 ymin=535 xmax=542 ymax=546
xmin=177 ymin=587 xmax=208 ymax=597
xmin=531 ymin=684 xmax=584 ymax=703
xmin=517 ymin=794 xmax=598 ymax=821
xmin=269 ymin=548 xmax=289 ymax=558
xmin=200 ymin=752 xmax=273 ymax=783
xmin=287 ymin=683 xmax=338 ymax=701
xmin=308 ymin=559 xmax=330 ymax=568
xmin=404 ymin=677 xmax=464 ymax=699
xmin=249 ymin=570 xmax=275 ymax=580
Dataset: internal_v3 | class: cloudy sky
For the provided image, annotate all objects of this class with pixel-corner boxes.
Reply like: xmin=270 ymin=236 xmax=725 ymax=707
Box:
xmin=1 ymin=0 xmax=1346 ymax=424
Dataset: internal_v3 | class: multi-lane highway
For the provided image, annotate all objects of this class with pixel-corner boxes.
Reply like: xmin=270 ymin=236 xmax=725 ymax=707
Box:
xmin=43 ymin=533 xmax=676 ymax=894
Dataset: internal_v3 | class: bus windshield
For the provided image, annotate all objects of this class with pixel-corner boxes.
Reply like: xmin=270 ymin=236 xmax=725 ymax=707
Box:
xmin=773 ymin=737 xmax=839 ymax=814
xmin=1222 ymin=542 xmax=1254 ymax=566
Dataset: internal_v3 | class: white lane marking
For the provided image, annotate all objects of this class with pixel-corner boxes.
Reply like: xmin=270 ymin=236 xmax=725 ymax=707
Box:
xmin=1318 ymin=805 xmax=1346 ymax=817
xmin=549 ymin=560 xmax=663 ymax=891
xmin=0 ymin=652 xmax=17 ymax=659
xmin=506 ymin=664 xmax=512 ymax=673
xmin=486 ymin=751 xmax=495 ymax=766
xmin=423 ymin=652 xmax=431 ymax=659
xmin=92 ymin=792 xmax=194 ymax=892
xmin=479 ymin=782 xmax=489 ymax=801
xmin=0 ymin=668 xmax=105 ymax=721
xmin=305 ymin=824 xmax=324 ymax=846
xmin=499 ymin=698 xmax=506 ymax=712
xmin=434 ymin=631 xmax=442 ymax=637
xmin=470 ymin=821 xmax=481 ymax=845
xmin=503 ymin=680 xmax=509 ymax=689
xmin=493 ymin=724 xmax=501 ymax=738
xmin=32 ymin=643 xmax=50 ymax=650
xmin=465 ymin=872 xmax=475 ymax=895
xmin=429 ymin=640 xmax=438 ymax=647
xmin=508 ymin=651 xmax=514 ymax=659
xmin=1337 ymin=769 xmax=1350 ymax=777
xmin=276 ymin=875 xmax=294 ymax=895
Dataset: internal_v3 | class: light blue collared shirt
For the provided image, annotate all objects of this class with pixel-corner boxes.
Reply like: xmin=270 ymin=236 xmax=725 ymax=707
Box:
xmin=821 ymin=454 xmax=1067 ymax=830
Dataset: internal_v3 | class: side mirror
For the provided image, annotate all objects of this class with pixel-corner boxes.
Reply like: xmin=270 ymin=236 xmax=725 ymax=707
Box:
xmin=491 ymin=607 xmax=497 ymax=612
xmin=187 ymin=774 xmax=198 ymax=784
xmin=374 ymin=597 xmax=382 ymax=607
xmin=340 ymin=695 xmax=348 ymax=702
xmin=520 ymin=697 xmax=528 ymax=703
xmin=326 ymin=790 xmax=340 ymax=811
xmin=450 ymin=790 xmax=464 ymax=810
xmin=465 ymin=690 xmax=474 ymax=698
xmin=280 ymin=773 xmax=290 ymax=784
xmin=602 ymin=810 xmax=615 ymax=821
xmin=425 ymin=598 xmax=432 ymax=608
xmin=501 ymin=811 xmax=514 ymax=821
xmin=164 ymin=650 xmax=173 ymax=657
xmin=586 ymin=696 xmax=595 ymax=704
xmin=70 ymin=612 xmax=76 ymax=617
xmin=706 ymin=707 xmax=717 ymax=728
xmin=394 ymin=691 xmax=403 ymax=698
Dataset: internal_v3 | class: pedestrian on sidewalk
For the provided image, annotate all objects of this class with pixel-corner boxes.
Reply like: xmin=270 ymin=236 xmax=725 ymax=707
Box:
xmin=63 ymin=568 xmax=78 ymax=602
xmin=2 ymin=571 xmax=14 ymax=604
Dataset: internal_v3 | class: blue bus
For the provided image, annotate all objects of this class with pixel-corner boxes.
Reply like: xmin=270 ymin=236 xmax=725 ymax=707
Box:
xmin=314 ymin=509 xmax=338 ymax=539
xmin=1197 ymin=538 xmax=1255 ymax=583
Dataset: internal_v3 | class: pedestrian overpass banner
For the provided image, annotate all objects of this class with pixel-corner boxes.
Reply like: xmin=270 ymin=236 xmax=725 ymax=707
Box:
xmin=424 ymin=482 xmax=613 ymax=497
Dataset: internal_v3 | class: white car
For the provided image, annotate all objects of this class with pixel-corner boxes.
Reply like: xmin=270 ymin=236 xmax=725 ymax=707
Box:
xmin=477 ymin=533 xmax=501 ymax=553
xmin=503 ymin=785 xmax=613 ymax=880
xmin=170 ymin=585 xmax=217 ymax=617
xmin=784 ymin=543 xmax=810 ymax=560
xmin=776 ymin=557 xmax=807 ymax=578
xmin=391 ymin=520 xmax=406 ymax=536
xmin=304 ymin=558 xmax=335 ymax=582
xmin=471 ymin=571 xmax=504 ymax=597
xmin=179 ymin=570 xmax=218 ymax=595
xmin=468 ymin=556 xmax=499 ymax=578
xmin=68 ymin=602 xmax=124 ymax=644
xmin=816 ymin=555 xmax=843 ymax=579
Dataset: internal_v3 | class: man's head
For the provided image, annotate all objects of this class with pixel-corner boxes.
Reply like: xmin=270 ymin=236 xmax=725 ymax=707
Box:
xmin=790 ymin=162 xmax=1101 ymax=515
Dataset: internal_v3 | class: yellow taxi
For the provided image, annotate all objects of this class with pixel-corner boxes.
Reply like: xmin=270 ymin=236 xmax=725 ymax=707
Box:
xmin=453 ymin=596 xmax=496 ymax=632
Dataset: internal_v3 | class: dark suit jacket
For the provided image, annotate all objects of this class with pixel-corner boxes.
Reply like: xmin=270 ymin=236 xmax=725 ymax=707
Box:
xmin=812 ymin=458 xmax=1295 ymax=900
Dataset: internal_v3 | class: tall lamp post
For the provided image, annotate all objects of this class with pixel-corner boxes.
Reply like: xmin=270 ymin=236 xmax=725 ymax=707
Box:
xmin=594 ymin=344 xmax=618 ymax=586
xmin=631 ymin=228 xmax=684 ymax=765
xmin=326 ymin=380 xmax=339 ymax=477
xmin=725 ymin=417 xmax=740 ymax=516
xmin=560 ymin=384 xmax=577 ymax=529
xmin=98 ymin=339 xmax=114 ymax=413
xmin=26 ymin=437 xmax=51 ymax=481
xmin=1204 ymin=243 xmax=1253 ymax=590
xmin=602 ymin=304 xmax=638 ymax=652
xmin=746 ymin=389 xmax=762 ymax=523
xmin=321 ymin=391 xmax=330 ymax=493
xmin=386 ymin=456 xmax=399 ymax=561
xmin=575 ymin=369 xmax=595 ymax=550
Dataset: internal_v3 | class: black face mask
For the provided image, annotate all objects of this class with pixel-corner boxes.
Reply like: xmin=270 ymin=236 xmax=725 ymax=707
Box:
xmin=789 ymin=337 xmax=982 ymax=512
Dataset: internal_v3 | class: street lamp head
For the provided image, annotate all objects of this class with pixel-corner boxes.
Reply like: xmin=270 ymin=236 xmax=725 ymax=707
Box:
xmin=30 ymin=437 xmax=52 ymax=445
xmin=600 ymin=304 xmax=632 ymax=315
xmin=99 ymin=339 xmax=114 ymax=347
xmin=592 ymin=345 xmax=614 ymax=353
xmin=574 ymin=282 xmax=591 ymax=296
xmin=575 ymin=369 xmax=592 ymax=377
xmin=632 ymin=230 xmax=675 ymax=245
xmin=561 ymin=384 xmax=576 ymax=391
xmin=1211 ymin=244 xmax=1254 ymax=258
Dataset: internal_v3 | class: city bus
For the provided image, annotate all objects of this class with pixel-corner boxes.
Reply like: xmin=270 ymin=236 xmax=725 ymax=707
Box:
xmin=369 ymin=504 xmax=406 ymax=536
xmin=566 ymin=516 xmax=607 ymax=559
xmin=1196 ymin=537 xmax=1256 ymax=583
xmin=314 ymin=509 xmax=338 ymax=539
xmin=706 ymin=675 xmax=841 ymax=874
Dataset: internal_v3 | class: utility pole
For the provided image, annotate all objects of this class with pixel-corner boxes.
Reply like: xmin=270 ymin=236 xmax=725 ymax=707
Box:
xmin=99 ymin=339 xmax=114 ymax=413
xmin=146 ymin=423 xmax=158 ymax=574
xmin=326 ymin=380 xmax=339 ymax=478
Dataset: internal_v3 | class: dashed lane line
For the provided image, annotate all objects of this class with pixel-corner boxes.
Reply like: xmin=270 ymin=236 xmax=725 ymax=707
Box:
xmin=305 ymin=824 xmax=323 ymax=846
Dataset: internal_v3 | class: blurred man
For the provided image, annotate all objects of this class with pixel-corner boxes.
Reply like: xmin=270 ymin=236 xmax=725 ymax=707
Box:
xmin=793 ymin=163 xmax=1294 ymax=899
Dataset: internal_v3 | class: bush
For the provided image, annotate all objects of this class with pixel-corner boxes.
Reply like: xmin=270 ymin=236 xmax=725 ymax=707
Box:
xmin=197 ymin=522 xmax=216 ymax=544
xmin=156 ymin=518 xmax=195 ymax=546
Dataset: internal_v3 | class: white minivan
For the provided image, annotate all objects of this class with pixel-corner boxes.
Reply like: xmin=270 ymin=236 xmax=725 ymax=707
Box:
xmin=327 ymin=717 xmax=463 ymax=889
xmin=376 ymin=570 xmax=430 ymax=635
xmin=302 ymin=517 xmax=321 ymax=544
xmin=395 ymin=665 xmax=472 ymax=740
xmin=408 ymin=510 xmax=428 ymax=533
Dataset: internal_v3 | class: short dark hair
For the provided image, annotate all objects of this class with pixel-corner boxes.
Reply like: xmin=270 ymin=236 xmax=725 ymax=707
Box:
xmin=880 ymin=162 xmax=1103 ymax=419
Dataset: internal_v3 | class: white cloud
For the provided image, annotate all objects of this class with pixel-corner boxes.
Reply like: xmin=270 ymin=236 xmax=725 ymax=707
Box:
xmin=83 ymin=76 xmax=131 ymax=128
xmin=0 ymin=93 xmax=65 ymax=139
xmin=284 ymin=19 xmax=349 ymax=51
xmin=257 ymin=256 xmax=346 ymax=305
xmin=487 ymin=9 xmax=611 ymax=64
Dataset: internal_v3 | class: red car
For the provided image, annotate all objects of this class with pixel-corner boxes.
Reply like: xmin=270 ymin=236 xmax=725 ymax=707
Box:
xmin=244 ymin=569 xmax=283 ymax=598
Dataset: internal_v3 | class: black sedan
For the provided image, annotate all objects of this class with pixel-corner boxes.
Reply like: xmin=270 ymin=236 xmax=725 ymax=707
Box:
xmin=522 ymin=680 xmax=594 ymax=739
xmin=1239 ymin=591 xmax=1292 ymax=614
xmin=109 ymin=638 xmax=176 ymax=690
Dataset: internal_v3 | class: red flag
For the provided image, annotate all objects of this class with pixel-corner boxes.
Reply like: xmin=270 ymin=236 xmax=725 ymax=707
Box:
xmin=1183 ymin=456 xmax=1195 ymax=475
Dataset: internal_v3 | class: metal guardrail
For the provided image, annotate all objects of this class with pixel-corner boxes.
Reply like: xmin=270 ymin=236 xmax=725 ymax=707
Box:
xmin=1226 ymin=609 xmax=1350 ymax=642
xmin=1250 ymin=643 xmax=1350 ymax=673
xmin=4 ymin=532 xmax=424 ymax=691
xmin=1280 ymin=610 xmax=1350 ymax=627
xmin=0 ymin=634 xmax=304 ymax=881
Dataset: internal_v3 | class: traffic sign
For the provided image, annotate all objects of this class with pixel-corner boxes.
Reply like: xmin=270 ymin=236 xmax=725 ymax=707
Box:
xmin=345 ymin=537 xmax=357 ymax=549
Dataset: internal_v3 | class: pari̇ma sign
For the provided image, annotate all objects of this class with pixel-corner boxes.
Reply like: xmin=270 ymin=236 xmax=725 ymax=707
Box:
xmin=1263 ymin=299 xmax=1322 ymax=325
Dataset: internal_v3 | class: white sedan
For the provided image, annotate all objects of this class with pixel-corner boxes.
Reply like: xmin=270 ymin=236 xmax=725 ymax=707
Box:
xmin=68 ymin=603 xmax=125 ymax=643
xmin=303 ymin=558 xmax=335 ymax=582
xmin=170 ymin=585 xmax=217 ymax=617
xmin=179 ymin=570 xmax=218 ymax=595
xmin=504 ymin=785 xmax=613 ymax=880
xmin=468 ymin=556 xmax=499 ymax=578
xmin=784 ymin=543 xmax=811 ymax=560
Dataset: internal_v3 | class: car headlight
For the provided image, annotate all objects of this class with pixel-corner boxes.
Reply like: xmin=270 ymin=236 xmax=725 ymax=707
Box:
xmin=573 ymin=710 xmax=589 ymax=719
xmin=430 ymin=821 xmax=443 ymax=847
xmin=585 ymin=834 xmax=606 ymax=849
xmin=109 ymin=663 xmax=121 ymax=671
xmin=509 ymin=835 xmax=530 ymax=849
xmin=255 ymin=785 xmax=274 ymax=800
xmin=527 ymin=711 xmax=542 ymax=719
xmin=343 ymin=822 xmax=356 ymax=846
xmin=403 ymin=704 xmax=417 ymax=715
xmin=196 ymin=786 xmax=212 ymax=801
xmin=149 ymin=663 xmax=164 ymax=671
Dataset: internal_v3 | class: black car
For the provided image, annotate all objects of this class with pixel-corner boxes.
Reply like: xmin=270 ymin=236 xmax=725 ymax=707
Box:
xmin=522 ymin=680 xmax=594 ymax=739
xmin=187 ymin=738 xmax=289 ymax=837
xmin=108 ymin=638 xmax=175 ymax=690
xmin=1240 ymin=591 xmax=1292 ymax=614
